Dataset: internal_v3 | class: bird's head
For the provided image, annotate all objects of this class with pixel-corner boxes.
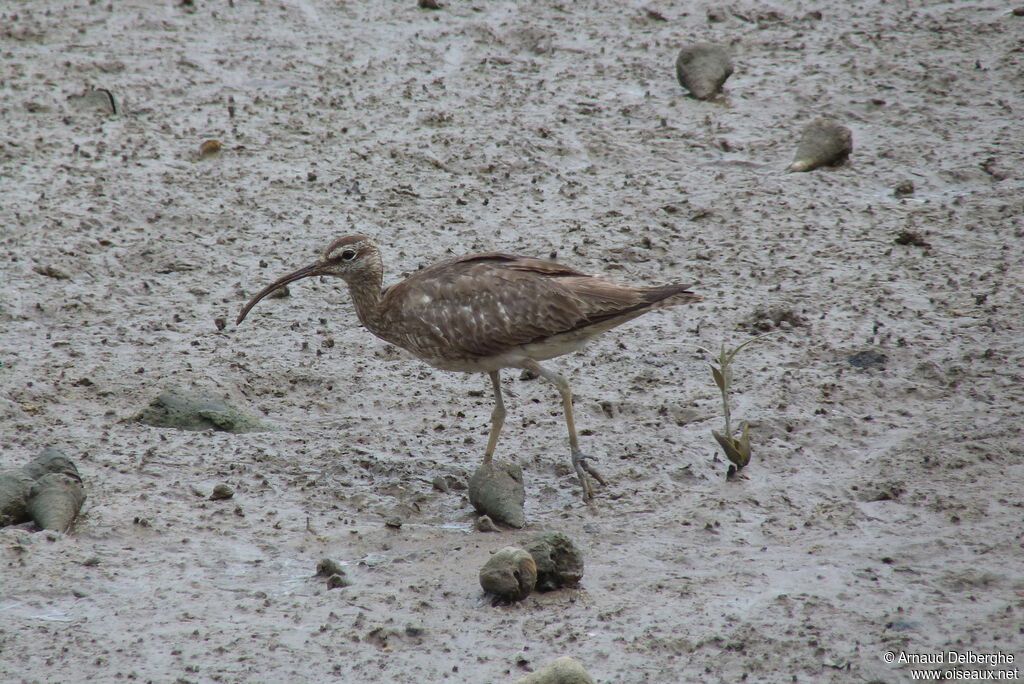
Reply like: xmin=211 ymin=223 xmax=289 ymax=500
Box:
xmin=235 ymin=234 xmax=382 ymax=325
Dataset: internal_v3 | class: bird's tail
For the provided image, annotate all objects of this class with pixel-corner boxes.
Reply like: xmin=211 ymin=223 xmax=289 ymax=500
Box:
xmin=643 ymin=284 xmax=702 ymax=309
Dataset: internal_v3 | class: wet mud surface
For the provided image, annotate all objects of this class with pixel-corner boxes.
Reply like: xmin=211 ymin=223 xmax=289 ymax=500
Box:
xmin=2 ymin=1 xmax=1022 ymax=682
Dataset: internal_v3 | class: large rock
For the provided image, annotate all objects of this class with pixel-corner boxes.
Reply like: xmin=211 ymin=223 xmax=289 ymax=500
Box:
xmin=468 ymin=460 xmax=526 ymax=528
xmin=513 ymin=657 xmax=595 ymax=684
xmin=479 ymin=546 xmax=537 ymax=601
xmin=27 ymin=472 xmax=86 ymax=532
xmin=135 ymin=387 xmax=273 ymax=432
xmin=788 ymin=117 xmax=853 ymax=172
xmin=525 ymin=531 xmax=584 ymax=591
xmin=675 ymin=42 xmax=733 ymax=99
xmin=1 ymin=447 xmax=84 ymax=528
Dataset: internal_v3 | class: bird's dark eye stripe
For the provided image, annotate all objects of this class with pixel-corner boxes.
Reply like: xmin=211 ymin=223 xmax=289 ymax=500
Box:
xmin=340 ymin=249 xmax=357 ymax=261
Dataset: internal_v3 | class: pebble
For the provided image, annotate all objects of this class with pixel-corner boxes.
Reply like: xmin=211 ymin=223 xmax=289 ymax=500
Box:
xmin=197 ymin=139 xmax=222 ymax=160
xmin=209 ymin=484 xmax=234 ymax=500
xmin=846 ymin=350 xmax=888 ymax=369
xmin=893 ymin=180 xmax=915 ymax=196
xmin=475 ymin=515 xmax=500 ymax=533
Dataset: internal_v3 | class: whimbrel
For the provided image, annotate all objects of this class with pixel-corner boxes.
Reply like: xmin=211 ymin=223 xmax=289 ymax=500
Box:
xmin=236 ymin=235 xmax=700 ymax=502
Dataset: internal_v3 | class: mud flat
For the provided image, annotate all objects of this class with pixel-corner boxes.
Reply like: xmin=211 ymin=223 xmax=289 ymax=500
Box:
xmin=1 ymin=1 xmax=1022 ymax=682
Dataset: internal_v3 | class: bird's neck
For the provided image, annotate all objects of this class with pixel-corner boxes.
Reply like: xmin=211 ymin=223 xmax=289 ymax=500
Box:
xmin=345 ymin=271 xmax=388 ymax=334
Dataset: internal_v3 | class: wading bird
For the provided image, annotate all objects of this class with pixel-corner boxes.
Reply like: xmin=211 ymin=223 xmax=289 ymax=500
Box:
xmin=236 ymin=234 xmax=700 ymax=501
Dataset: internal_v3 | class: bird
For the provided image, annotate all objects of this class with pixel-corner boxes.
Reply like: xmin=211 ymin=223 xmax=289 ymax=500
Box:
xmin=235 ymin=234 xmax=700 ymax=502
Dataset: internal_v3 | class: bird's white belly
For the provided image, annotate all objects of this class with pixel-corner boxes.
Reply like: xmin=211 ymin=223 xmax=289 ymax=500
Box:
xmin=422 ymin=331 xmax=592 ymax=373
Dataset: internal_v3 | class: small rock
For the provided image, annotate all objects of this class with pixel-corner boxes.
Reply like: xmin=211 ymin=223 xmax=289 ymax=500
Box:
xmin=475 ymin=515 xmax=500 ymax=533
xmin=888 ymin=619 xmax=921 ymax=632
xmin=894 ymin=230 xmax=931 ymax=248
xmin=384 ymin=517 xmax=403 ymax=529
xmin=66 ymin=88 xmax=117 ymax=115
xmin=267 ymin=285 xmax=290 ymax=300
xmin=743 ymin=307 xmax=808 ymax=332
xmin=893 ymin=180 xmax=915 ymax=197
xmin=214 ymin=317 xmax=227 ymax=331
xmin=468 ymin=460 xmax=526 ymax=528
xmin=210 ymin=484 xmax=234 ymax=501
xmin=846 ymin=350 xmax=887 ymax=369
xmin=788 ymin=118 xmax=853 ymax=172
xmin=326 ymin=573 xmax=352 ymax=589
xmin=675 ymin=43 xmax=733 ymax=100
xmin=479 ymin=547 xmax=537 ymax=601
xmin=431 ymin=475 xmax=451 ymax=492
xmin=706 ymin=6 xmax=730 ymax=22
xmin=856 ymin=481 xmax=905 ymax=502
xmin=198 ymin=139 xmax=222 ymax=160
xmin=33 ymin=264 xmax=71 ymax=280
xmin=418 ymin=0 xmax=442 ymax=8
xmin=524 ymin=532 xmax=584 ymax=591
xmin=316 ymin=558 xmax=345 ymax=577
xmin=513 ymin=656 xmax=596 ymax=684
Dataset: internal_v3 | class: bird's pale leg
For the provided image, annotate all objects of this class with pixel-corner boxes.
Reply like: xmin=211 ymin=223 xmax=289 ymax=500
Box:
xmin=483 ymin=370 xmax=506 ymax=465
xmin=524 ymin=360 xmax=607 ymax=502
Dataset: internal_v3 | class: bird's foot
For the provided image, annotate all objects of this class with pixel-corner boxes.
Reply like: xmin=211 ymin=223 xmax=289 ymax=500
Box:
xmin=571 ymin=449 xmax=607 ymax=503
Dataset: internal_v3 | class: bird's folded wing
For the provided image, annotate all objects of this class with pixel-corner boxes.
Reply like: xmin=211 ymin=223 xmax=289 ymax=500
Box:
xmin=380 ymin=255 xmax=655 ymax=360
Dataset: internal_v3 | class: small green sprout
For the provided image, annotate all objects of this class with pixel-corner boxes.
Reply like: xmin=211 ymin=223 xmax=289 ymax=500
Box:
xmin=689 ymin=333 xmax=773 ymax=478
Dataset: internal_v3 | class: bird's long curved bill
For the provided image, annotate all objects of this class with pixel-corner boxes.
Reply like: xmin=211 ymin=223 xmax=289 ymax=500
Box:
xmin=235 ymin=262 xmax=325 ymax=325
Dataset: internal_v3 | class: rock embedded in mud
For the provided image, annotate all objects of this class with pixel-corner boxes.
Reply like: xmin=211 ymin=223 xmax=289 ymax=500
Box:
xmin=197 ymin=139 xmax=222 ymax=160
xmin=479 ymin=546 xmax=537 ymax=601
xmin=27 ymin=472 xmax=86 ymax=532
xmin=893 ymin=180 xmax=915 ymax=196
xmin=316 ymin=558 xmax=345 ymax=577
xmin=846 ymin=350 xmax=887 ymax=369
xmin=0 ymin=471 xmax=33 ymax=527
xmin=894 ymin=230 xmax=931 ymax=248
xmin=326 ymin=573 xmax=352 ymax=589
xmin=524 ymin=532 xmax=584 ymax=591
xmin=468 ymin=460 xmax=526 ymax=528
xmin=513 ymin=656 xmax=596 ymax=684
xmin=66 ymin=87 xmax=117 ymax=115
xmin=210 ymin=484 xmax=234 ymax=500
xmin=134 ymin=387 xmax=273 ymax=433
xmin=1 ymin=448 xmax=84 ymax=528
xmin=475 ymin=514 xmax=499 ymax=532
xmin=675 ymin=43 xmax=733 ymax=100
xmin=788 ymin=118 xmax=853 ymax=172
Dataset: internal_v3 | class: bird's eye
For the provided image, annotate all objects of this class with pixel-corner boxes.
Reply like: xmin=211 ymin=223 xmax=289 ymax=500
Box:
xmin=340 ymin=250 xmax=357 ymax=261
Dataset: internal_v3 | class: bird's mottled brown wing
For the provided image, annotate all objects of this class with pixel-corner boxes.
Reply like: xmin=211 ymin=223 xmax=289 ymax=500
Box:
xmin=377 ymin=253 xmax=691 ymax=363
